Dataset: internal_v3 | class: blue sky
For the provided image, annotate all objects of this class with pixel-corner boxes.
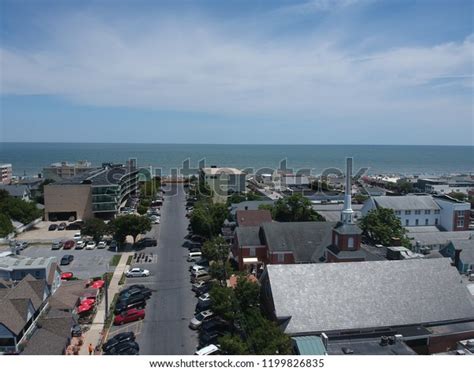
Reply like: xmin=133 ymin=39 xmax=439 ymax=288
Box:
xmin=0 ymin=0 xmax=472 ymax=144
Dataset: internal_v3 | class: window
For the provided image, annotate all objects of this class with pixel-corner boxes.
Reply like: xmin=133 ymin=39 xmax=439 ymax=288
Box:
xmin=277 ymin=253 xmax=285 ymax=263
xmin=405 ymin=210 xmax=411 ymax=215
xmin=395 ymin=210 xmax=401 ymax=215
xmin=425 ymin=219 xmax=429 ymax=226
xmin=457 ymin=210 xmax=465 ymax=218
xmin=335 ymin=234 xmax=339 ymax=246
xmin=434 ymin=210 xmax=440 ymax=214
xmin=415 ymin=210 xmax=421 ymax=215
xmin=249 ymin=247 xmax=256 ymax=257
xmin=457 ymin=219 xmax=464 ymax=228
xmin=425 ymin=210 xmax=431 ymax=215
xmin=35 ymin=270 xmax=40 ymax=278
xmin=348 ymin=237 xmax=354 ymax=250
xmin=415 ymin=219 xmax=419 ymax=226
xmin=405 ymin=219 xmax=409 ymax=226
xmin=435 ymin=218 xmax=438 ymax=225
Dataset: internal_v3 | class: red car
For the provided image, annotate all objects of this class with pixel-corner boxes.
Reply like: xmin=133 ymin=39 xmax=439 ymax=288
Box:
xmin=80 ymin=298 xmax=95 ymax=306
xmin=61 ymin=272 xmax=74 ymax=280
xmin=63 ymin=240 xmax=75 ymax=250
xmin=90 ymin=280 xmax=105 ymax=289
xmin=114 ymin=308 xmax=145 ymax=325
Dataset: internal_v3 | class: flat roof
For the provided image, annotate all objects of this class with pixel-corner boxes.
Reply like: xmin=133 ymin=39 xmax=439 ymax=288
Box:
xmin=0 ymin=255 xmax=55 ymax=271
xmin=201 ymin=167 xmax=245 ymax=175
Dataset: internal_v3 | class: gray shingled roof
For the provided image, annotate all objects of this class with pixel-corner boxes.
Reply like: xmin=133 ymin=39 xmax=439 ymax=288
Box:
xmin=451 ymin=239 xmax=474 ymax=264
xmin=0 ymin=184 xmax=29 ymax=197
xmin=373 ymin=195 xmax=440 ymax=210
xmin=261 ymin=222 xmax=335 ymax=263
xmin=235 ymin=227 xmax=262 ymax=247
xmin=266 ymin=259 xmax=474 ymax=335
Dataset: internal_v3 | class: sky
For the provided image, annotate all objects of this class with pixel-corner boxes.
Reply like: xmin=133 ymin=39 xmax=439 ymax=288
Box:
xmin=0 ymin=0 xmax=473 ymax=145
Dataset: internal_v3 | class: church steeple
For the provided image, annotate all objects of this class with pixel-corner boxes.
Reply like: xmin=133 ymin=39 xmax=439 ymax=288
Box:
xmin=341 ymin=157 xmax=354 ymax=224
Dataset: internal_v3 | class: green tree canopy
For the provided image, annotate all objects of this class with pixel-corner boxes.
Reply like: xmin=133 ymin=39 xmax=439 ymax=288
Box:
xmin=263 ymin=193 xmax=325 ymax=222
xmin=448 ymin=192 xmax=468 ymax=202
xmin=0 ymin=195 xmax=42 ymax=225
xmin=219 ymin=334 xmax=250 ymax=355
xmin=81 ymin=218 xmax=107 ymax=242
xmin=359 ymin=207 xmax=410 ymax=246
xmin=0 ymin=213 xmax=14 ymax=238
xmin=209 ymin=285 xmax=239 ymax=322
xmin=107 ymin=214 xmax=152 ymax=245
xmin=234 ymin=275 xmax=260 ymax=309
xmin=189 ymin=201 xmax=229 ymax=239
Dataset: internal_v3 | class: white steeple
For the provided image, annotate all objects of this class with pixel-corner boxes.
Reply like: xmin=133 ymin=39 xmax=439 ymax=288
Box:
xmin=341 ymin=157 xmax=354 ymax=224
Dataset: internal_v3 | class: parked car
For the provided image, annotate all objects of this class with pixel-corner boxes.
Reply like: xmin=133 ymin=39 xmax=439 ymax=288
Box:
xmin=97 ymin=241 xmax=107 ymax=249
xmin=150 ymin=217 xmax=160 ymax=224
xmin=75 ymin=240 xmax=85 ymax=249
xmin=15 ymin=241 xmax=29 ymax=250
xmin=190 ymin=265 xmax=207 ymax=274
xmin=194 ymin=258 xmax=209 ymax=267
xmin=104 ymin=341 xmax=139 ymax=355
xmin=114 ymin=295 xmax=148 ymax=314
xmin=60 ymin=255 xmax=74 ymax=265
xmin=125 ymin=268 xmax=151 ymax=278
xmin=71 ymin=324 xmax=82 ymax=337
xmin=191 ymin=271 xmax=211 ymax=284
xmin=198 ymin=292 xmax=211 ymax=304
xmin=110 ymin=240 xmax=118 ymax=250
xmin=49 ymin=224 xmax=58 ymax=231
xmin=102 ymin=332 xmax=136 ymax=353
xmin=52 ymin=240 xmax=63 ymax=250
xmin=60 ymin=272 xmax=74 ymax=280
xmin=73 ymin=233 xmax=81 ymax=240
xmin=135 ymin=238 xmax=157 ymax=248
xmin=200 ymin=318 xmax=233 ymax=334
xmin=187 ymin=251 xmax=202 ymax=262
xmin=199 ymin=329 xmax=228 ymax=348
xmin=193 ymin=282 xmax=213 ymax=296
xmin=189 ymin=310 xmax=214 ymax=330
xmin=190 ymin=235 xmax=206 ymax=243
xmin=114 ymin=306 xmax=146 ymax=322
xmin=63 ymin=240 xmax=75 ymax=250
xmin=192 ymin=280 xmax=212 ymax=292
xmin=195 ymin=299 xmax=212 ymax=314
xmin=86 ymin=241 xmax=96 ymax=250
xmin=194 ymin=344 xmax=220 ymax=356
xmin=119 ymin=287 xmax=152 ymax=301
xmin=58 ymin=222 xmax=67 ymax=231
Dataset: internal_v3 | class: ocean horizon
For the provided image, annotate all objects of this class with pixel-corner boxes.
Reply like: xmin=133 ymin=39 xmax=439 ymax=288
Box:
xmin=1 ymin=142 xmax=473 ymax=177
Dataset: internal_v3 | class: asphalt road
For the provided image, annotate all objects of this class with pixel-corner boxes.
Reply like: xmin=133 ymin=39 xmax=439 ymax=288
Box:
xmin=133 ymin=183 xmax=198 ymax=355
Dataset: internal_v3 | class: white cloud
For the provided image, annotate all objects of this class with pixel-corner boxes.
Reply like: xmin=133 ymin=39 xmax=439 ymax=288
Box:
xmin=0 ymin=12 xmax=472 ymax=127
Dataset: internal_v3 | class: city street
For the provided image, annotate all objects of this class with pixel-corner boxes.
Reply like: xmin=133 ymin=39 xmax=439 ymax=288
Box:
xmin=129 ymin=183 xmax=198 ymax=355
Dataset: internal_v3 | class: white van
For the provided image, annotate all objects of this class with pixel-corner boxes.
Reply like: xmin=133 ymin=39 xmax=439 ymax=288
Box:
xmin=194 ymin=344 xmax=220 ymax=356
xmin=187 ymin=251 xmax=202 ymax=262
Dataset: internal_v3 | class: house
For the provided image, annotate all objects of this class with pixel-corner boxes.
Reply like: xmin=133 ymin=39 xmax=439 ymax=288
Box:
xmin=260 ymin=259 xmax=474 ymax=354
xmin=0 ymin=184 xmax=31 ymax=201
xmin=229 ymin=200 xmax=275 ymax=216
xmin=200 ymin=167 xmax=246 ymax=203
xmin=362 ymin=195 xmax=441 ymax=228
xmin=0 ymin=254 xmax=61 ymax=294
xmin=440 ymin=239 xmax=474 ymax=274
xmin=0 ymin=275 xmax=51 ymax=353
xmin=235 ymin=209 xmax=272 ymax=227
xmin=407 ymin=230 xmax=472 ymax=252
xmin=232 ymin=221 xmax=335 ymax=271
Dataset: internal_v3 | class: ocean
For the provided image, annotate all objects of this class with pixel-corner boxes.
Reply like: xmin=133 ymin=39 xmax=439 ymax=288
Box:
xmin=0 ymin=142 xmax=473 ymax=177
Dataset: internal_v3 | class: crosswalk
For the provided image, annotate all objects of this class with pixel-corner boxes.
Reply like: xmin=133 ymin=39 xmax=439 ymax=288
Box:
xmin=132 ymin=253 xmax=157 ymax=264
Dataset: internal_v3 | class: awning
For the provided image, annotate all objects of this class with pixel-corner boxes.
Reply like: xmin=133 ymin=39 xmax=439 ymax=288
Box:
xmin=292 ymin=336 xmax=327 ymax=355
xmin=242 ymin=257 xmax=259 ymax=264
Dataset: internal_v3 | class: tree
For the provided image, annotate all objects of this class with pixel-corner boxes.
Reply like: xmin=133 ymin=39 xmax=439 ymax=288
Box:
xmin=137 ymin=204 xmax=148 ymax=215
xmin=209 ymin=285 xmax=238 ymax=322
xmin=448 ymin=192 xmax=468 ymax=202
xmin=202 ymin=236 xmax=229 ymax=262
xmin=0 ymin=213 xmax=14 ymax=238
xmin=81 ymin=218 xmax=106 ymax=242
xmin=219 ymin=334 xmax=250 ymax=355
xmin=108 ymin=214 xmax=152 ymax=245
xmin=397 ymin=180 xmax=414 ymax=195
xmin=189 ymin=201 xmax=229 ymax=239
xmin=359 ymin=207 xmax=410 ymax=246
xmin=0 ymin=196 xmax=42 ymax=225
xmin=234 ymin=275 xmax=260 ymax=309
xmin=354 ymin=193 xmax=369 ymax=204
xmin=265 ymin=193 xmax=325 ymax=222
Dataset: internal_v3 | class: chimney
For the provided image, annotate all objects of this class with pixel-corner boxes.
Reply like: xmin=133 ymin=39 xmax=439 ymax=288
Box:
xmin=453 ymin=248 xmax=462 ymax=268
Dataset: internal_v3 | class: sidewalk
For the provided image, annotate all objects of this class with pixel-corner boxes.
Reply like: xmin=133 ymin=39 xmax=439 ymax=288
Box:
xmin=79 ymin=252 xmax=133 ymax=355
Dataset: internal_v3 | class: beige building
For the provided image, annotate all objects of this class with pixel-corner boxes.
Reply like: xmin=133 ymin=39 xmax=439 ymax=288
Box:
xmin=43 ymin=161 xmax=94 ymax=182
xmin=200 ymin=167 xmax=246 ymax=203
xmin=44 ymin=163 xmax=138 ymax=221
xmin=0 ymin=163 xmax=12 ymax=184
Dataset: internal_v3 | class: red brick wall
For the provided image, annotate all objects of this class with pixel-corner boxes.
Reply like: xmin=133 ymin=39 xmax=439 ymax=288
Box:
xmin=428 ymin=330 xmax=474 ymax=354
xmin=332 ymin=231 xmax=361 ymax=251
xmin=453 ymin=210 xmax=470 ymax=231
xmin=268 ymin=252 xmax=295 ymax=264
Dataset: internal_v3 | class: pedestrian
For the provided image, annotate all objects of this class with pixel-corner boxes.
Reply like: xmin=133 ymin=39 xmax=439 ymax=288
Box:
xmin=88 ymin=343 xmax=94 ymax=355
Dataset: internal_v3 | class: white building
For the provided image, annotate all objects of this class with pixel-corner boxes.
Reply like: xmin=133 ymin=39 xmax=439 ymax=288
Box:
xmin=0 ymin=163 xmax=12 ymax=185
xmin=362 ymin=194 xmax=471 ymax=232
xmin=200 ymin=167 xmax=246 ymax=203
